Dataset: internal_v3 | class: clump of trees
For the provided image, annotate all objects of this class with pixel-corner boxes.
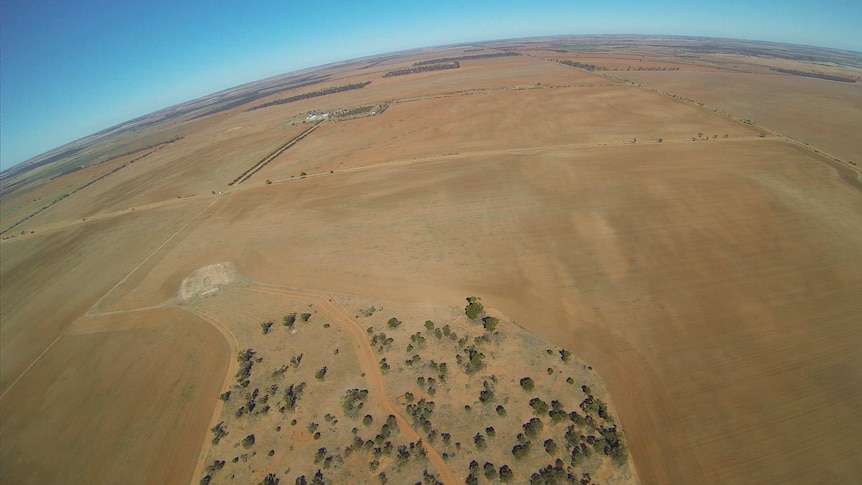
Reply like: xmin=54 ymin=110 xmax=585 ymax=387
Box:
xmin=282 ymin=382 xmax=306 ymax=412
xmin=236 ymin=349 xmax=257 ymax=386
xmin=342 ymin=388 xmax=369 ymax=417
xmin=456 ymin=345 xmax=485 ymax=374
xmin=210 ymin=421 xmax=228 ymax=445
xmin=558 ymin=59 xmax=603 ymax=71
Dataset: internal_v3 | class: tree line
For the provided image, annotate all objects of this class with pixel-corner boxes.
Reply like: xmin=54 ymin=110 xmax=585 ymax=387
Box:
xmin=383 ymin=62 xmax=460 ymax=78
xmin=413 ymin=51 xmax=520 ymax=66
xmin=247 ymin=81 xmax=373 ymax=111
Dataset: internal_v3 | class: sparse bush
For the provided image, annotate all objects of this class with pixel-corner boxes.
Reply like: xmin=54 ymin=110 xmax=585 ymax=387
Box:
xmin=342 ymin=388 xmax=369 ymax=418
xmin=499 ymin=465 xmax=514 ymax=482
xmin=484 ymin=462 xmax=496 ymax=480
xmin=425 ymin=320 xmax=435 ymax=330
xmin=315 ymin=366 xmax=327 ymax=380
xmin=301 ymin=313 xmax=311 ymax=322
xmin=530 ymin=397 xmax=549 ymax=415
xmin=211 ymin=421 xmax=228 ymax=445
xmin=474 ymin=433 xmax=486 ymax=450
xmin=512 ymin=443 xmax=530 ymax=459
xmin=496 ymin=405 xmax=506 ymax=416
xmin=283 ymin=314 xmax=297 ymax=328
xmin=259 ymin=473 xmax=279 ymax=485
xmin=520 ymin=377 xmax=534 ymax=390
xmin=560 ymin=349 xmax=572 ymax=362
xmin=261 ymin=321 xmax=274 ymax=334
xmin=219 ymin=390 xmax=231 ymax=401
xmin=523 ymin=417 xmax=544 ymax=437
xmin=236 ymin=349 xmax=256 ymax=384
xmin=387 ymin=317 xmax=402 ymax=329
xmin=544 ymin=438 xmax=558 ymax=455
xmin=283 ymin=382 xmax=306 ymax=412
xmin=242 ymin=434 xmax=256 ymax=448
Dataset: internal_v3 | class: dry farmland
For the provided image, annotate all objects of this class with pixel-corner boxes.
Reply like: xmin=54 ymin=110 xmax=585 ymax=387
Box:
xmin=2 ymin=36 xmax=860 ymax=485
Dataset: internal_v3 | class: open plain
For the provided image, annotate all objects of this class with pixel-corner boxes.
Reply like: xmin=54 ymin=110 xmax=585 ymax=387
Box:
xmin=2 ymin=36 xmax=861 ymax=484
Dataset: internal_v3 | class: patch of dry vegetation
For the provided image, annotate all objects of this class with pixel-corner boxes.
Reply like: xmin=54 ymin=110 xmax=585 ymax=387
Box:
xmin=194 ymin=287 xmax=635 ymax=484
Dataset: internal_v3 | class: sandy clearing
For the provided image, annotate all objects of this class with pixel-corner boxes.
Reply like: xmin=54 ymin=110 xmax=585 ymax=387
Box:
xmin=0 ymin=307 xmax=228 ymax=484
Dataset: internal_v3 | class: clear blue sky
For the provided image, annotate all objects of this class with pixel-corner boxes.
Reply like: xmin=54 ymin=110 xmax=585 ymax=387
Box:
xmin=2 ymin=0 xmax=860 ymax=170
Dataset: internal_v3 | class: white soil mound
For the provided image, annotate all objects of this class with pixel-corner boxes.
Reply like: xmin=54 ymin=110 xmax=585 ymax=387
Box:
xmin=178 ymin=262 xmax=239 ymax=301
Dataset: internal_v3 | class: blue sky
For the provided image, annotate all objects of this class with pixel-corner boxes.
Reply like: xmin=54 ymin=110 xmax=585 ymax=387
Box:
xmin=2 ymin=0 xmax=860 ymax=170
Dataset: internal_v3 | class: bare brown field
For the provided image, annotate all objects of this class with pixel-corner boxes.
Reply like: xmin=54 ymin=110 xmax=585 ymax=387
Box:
xmin=257 ymin=84 xmax=762 ymax=180
xmin=95 ymin=139 xmax=862 ymax=484
xmin=0 ymin=201 xmax=209 ymax=394
xmin=0 ymin=307 xmax=227 ymax=484
xmin=618 ymin=70 xmax=862 ymax=164
xmin=0 ymin=153 xmax=133 ymax=234
xmin=2 ymin=38 xmax=860 ymax=485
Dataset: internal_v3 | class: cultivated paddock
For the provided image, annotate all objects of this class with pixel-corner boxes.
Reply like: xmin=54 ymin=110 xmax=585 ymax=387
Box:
xmin=2 ymin=38 xmax=860 ymax=484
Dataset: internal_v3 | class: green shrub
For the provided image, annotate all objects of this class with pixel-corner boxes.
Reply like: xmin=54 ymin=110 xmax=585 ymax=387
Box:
xmin=464 ymin=297 xmax=484 ymax=320
xmin=529 ymin=397 xmax=549 ymax=415
xmin=315 ymin=366 xmax=327 ymax=380
xmin=482 ymin=316 xmax=499 ymax=332
xmin=523 ymin=417 xmax=544 ymax=437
